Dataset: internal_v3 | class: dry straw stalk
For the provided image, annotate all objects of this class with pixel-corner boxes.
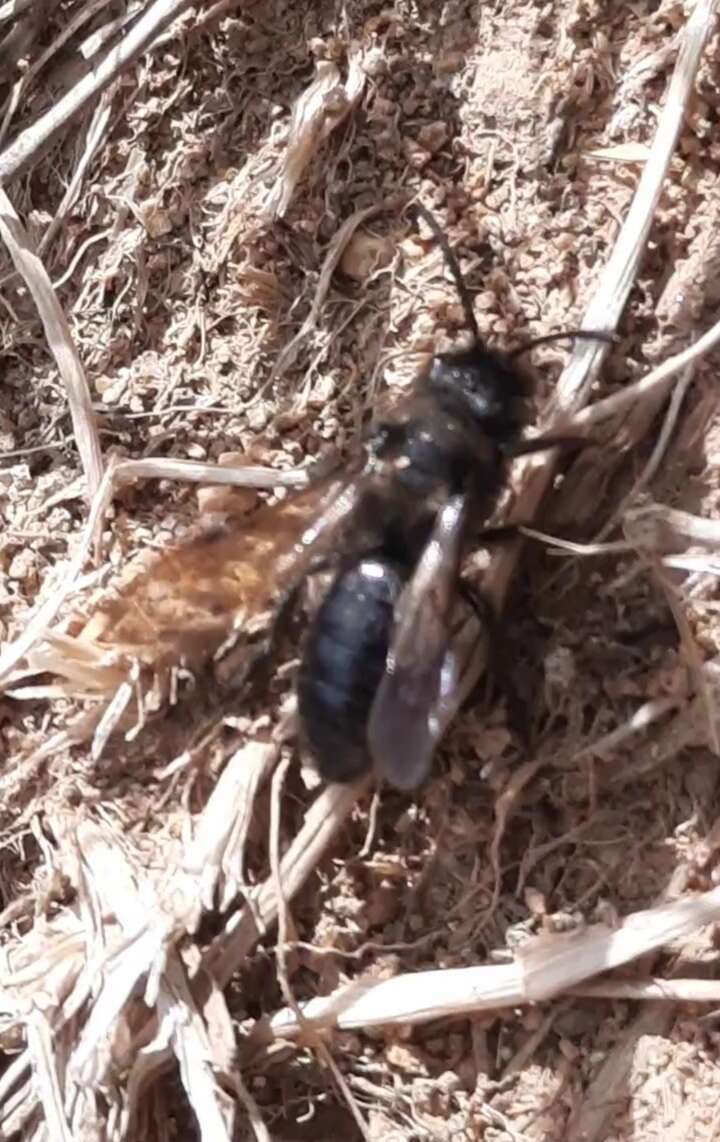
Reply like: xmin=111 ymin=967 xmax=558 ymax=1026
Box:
xmin=269 ymin=883 xmax=720 ymax=1037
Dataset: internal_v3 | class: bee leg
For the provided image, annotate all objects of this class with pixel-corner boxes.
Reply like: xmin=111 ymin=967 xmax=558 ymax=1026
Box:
xmin=272 ymin=555 xmax=341 ymax=645
xmin=457 ymin=581 xmax=531 ymax=752
xmin=472 ymin=521 xmax=549 ymax=546
xmin=267 ymin=543 xmax=387 ymax=661
xmin=472 ymin=523 xmax=521 ymax=544
xmin=504 ymin=433 xmax=589 ymax=458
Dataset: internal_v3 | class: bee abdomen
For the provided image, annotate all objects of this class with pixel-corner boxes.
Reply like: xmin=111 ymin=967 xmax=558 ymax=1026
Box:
xmin=297 ymin=558 xmax=404 ymax=783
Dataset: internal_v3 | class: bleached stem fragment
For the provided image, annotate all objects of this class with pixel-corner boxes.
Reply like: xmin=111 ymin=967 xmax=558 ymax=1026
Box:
xmin=0 ymin=188 xmax=103 ymax=495
xmin=0 ymin=0 xmax=198 ymax=182
xmin=269 ymin=883 xmax=720 ymax=1037
xmin=485 ymin=0 xmax=718 ymax=612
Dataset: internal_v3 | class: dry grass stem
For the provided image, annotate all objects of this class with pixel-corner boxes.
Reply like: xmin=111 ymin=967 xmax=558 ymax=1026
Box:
xmin=570 ymin=696 xmax=681 ymax=762
xmin=270 ymin=883 xmax=720 ymax=1037
xmin=0 ymin=0 xmax=197 ymax=182
xmin=571 ymin=312 xmax=720 ymax=431
xmin=262 ymin=49 xmax=367 ymax=221
xmin=183 ymin=738 xmax=281 ymax=913
xmin=25 ymin=1011 xmax=73 ymax=1142
xmin=159 ymin=951 xmax=235 ymax=1141
xmin=647 ymin=560 xmax=720 ymax=753
xmin=8 ymin=0 xmax=115 ymax=123
xmin=621 ymin=497 xmax=720 ymax=751
xmin=569 ymin=978 xmax=720 ymax=1002
xmin=520 ymin=884 xmax=720 ymax=1001
xmin=0 ymin=187 xmax=103 ymax=494
xmin=77 ymin=4 xmax=145 ymax=63
xmin=224 ymin=1070 xmax=271 ymax=1142
xmin=112 ymin=456 xmax=310 ymax=490
xmin=0 ymin=462 xmax=116 ymax=685
xmin=594 ymin=355 xmax=697 ymax=539
xmin=485 ymin=0 xmax=717 ymax=613
xmin=208 ymin=778 xmax=370 ymax=986
xmin=0 ymin=775 xmax=371 ymax=1130
xmin=269 ymin=757 xmax=372 ymax=1140
xmin=38 ymin=85 xmax=117 ymax=258
xmin=519 ymin=526 xmax=633 ymax=557
xmin=0 ymin=1 xmax=47 ymax=84
xmin=0 ymin=0 xmax=37 ymax=21
xmin=624 ymin=498 xmax=720 ymax=548
xmin=263 ymin=201 xmax=391 ymax=393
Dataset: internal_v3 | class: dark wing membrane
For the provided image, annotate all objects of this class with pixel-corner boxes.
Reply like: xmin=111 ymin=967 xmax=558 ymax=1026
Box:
xmin=367 ymin=495 xmax=468 ymax=790
xmin=82 ymin=470 xmax=362 ymax=670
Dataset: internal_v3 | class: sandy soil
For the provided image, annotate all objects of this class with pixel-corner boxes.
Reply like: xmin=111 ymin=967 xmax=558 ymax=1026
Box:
xmin=2 ymin=0 xmax=720 ymax=1139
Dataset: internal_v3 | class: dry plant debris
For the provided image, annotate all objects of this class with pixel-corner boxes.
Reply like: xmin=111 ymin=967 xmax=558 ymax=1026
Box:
xmin=2 ymin=0 xmax=720 ymax=1139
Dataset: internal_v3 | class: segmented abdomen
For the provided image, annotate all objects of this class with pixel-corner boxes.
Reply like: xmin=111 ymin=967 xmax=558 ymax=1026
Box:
xmin=297 ymin=558 xmax=404 ymax=783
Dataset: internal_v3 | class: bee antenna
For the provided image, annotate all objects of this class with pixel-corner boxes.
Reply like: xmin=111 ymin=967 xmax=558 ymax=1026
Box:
xmin=508 ymin=330 xmax=617 ymax=358
xmin=411 ymin=202 xmax=481 ymax=344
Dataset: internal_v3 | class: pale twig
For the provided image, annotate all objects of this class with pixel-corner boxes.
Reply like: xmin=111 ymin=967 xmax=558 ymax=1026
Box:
xmin=197 ymin=0 xmax=237 ymax=23
xmin=0 ymin=0 xmax=35 ymax=20
xmin=647 ymin=559 xmax=720 ymax=754
xmin=269 ymin=882 xmax=720 ymax=1037
xmin=570 ymin=313 xmax=720 ymax=433
xmin=568 ymin=978 xmax=720 ymax=1002
xmin=269 ymin=759 xmax=371 ymax=1142
xmin=620 ymin=508 xmax=719 ymax=748
xmin=0 ymin=188 xmax=103 ymax=495
xmin=23 ymin=756 xmax=363 ymax=1130
xmin=503 ymin=1002 xmax=570 ymax=1076
xmin=0 ymin=0 xmax=198 ymax=182
xmin=0 ymin=0 xmax=48 ymax=85
xmin=258 ymin=201 xmax=392 ymax=397
xmin=0 ymin=463 xmax=116 ymax=686
xmin=183 ymin=737 xmax=282 ymax=913
xmin=519 ymin=527 xmax=633 ymax=557
xmin=664 ymin=553 xmax=720 ymax=574
xmin=624 ymin=499 xmax=720 ymax=548
xmin=38 ymin=85 xmax=117 ymax=258
xmin=13 ymin=0 xmax=114 ymax=95
xmin=567 ymin=696 xmax=681 ymax=764
xmin=565 ymin=849 xmax=719 ymax=1142
xmin=110 ymin=456 xmax=310 ymax=490
xmin=25 ymin=1011 xmax=73 ymax=1142
xmin=223 ymin=1071 xmax=271 ymax=1142
xmin=207 ymin=779 xmax=370 ymax=985
xmin=160 ymin=952 xmax=234 ymax=1142
xmin=78 ymin=4 xmax=144 ymax=61
xmin=594 ymin=354 xmax=697 ymax=540
xmin=483 ymin=0 xmax=717 ymax=614
xmin=262 ymin=51 xmax=367 ymax=221
xmin=0 ymin=1052 xmax=31 ymax=1129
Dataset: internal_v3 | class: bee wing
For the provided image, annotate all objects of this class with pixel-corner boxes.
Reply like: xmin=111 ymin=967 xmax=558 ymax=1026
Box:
xmin=84 ymin=469 xmax=364 ymax=671
xmin=367 ymin=494 xmax=468 ymax=790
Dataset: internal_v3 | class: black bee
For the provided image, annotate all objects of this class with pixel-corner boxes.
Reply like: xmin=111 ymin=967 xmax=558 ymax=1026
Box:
xmin=91 ymin=205 xmax=604 ymax=789
xmin=293 ymin=204 xmax=603 ymax=788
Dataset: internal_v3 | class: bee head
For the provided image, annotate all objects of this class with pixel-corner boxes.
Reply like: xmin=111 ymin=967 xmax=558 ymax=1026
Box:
xmin=411 ymin=203 xmax=611 ymax=446
xmin=425 ymin=341 xmax=533 ymax=444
